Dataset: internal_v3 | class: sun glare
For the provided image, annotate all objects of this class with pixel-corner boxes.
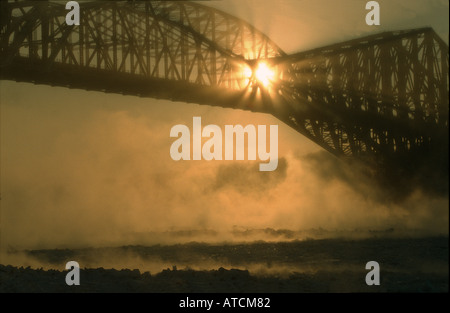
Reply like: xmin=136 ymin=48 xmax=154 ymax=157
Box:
xmin=243 ymin=66 xmax=253 ymax=80
xmin=255 ymin=62 xmax=275 ymax=87
xmin=243 ymin=62 xmax=276 ymax=88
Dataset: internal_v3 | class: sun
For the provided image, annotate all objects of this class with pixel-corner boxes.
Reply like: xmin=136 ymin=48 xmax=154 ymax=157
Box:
xmin=242 ymin=62 xmax=276 ymax=88
xmin=254 ymin=62 xmax=275 ymax=87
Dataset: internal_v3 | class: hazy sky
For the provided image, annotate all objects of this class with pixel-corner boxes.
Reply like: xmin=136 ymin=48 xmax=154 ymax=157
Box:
xmin=204 ymin=0 xmax=449 ymax=52
xmin=1 ymin=0 xmax=448 ymax=250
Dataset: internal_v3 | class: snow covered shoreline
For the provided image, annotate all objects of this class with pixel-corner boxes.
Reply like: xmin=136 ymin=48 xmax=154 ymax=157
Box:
xmin=1 ymin=237 xmax=448 ymax=293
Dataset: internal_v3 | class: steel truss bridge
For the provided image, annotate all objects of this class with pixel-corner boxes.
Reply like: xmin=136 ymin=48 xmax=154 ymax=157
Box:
xmin=1 ymin=1 xmax=448 ymax=192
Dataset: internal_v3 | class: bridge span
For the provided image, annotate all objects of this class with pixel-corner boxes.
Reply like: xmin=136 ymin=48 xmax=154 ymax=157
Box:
xmin=1 ymin=1 xmax=448 ymax=193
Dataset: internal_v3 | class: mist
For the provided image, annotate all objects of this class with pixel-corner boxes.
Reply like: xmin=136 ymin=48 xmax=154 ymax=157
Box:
xmin=1 ymin=82 xmax=448 ymax=252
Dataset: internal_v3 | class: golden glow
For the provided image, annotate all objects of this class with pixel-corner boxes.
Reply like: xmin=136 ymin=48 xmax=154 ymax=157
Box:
xmin=255 ymin=62 xmax=275 ymax=87
xmin=243 ymin=66 xmax=253 ymax=80
xmin=242 ymin=62 xmax=276 ymax=89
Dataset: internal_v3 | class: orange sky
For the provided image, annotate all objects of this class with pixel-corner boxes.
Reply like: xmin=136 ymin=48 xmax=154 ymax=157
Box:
xmin=1 ymin=0 xmax=448 ymax=250
xmin=204 ymin=0 xmax=449 ymax=53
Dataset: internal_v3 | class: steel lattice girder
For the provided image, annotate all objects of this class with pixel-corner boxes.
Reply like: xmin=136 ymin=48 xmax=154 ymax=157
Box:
xmin=272 ymin=28 xmax=448 ymax=170
xmin=0 ymin=0 xmax=283 ymax=89
xmin=0 ymin=1 xmax=448 ymax=174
